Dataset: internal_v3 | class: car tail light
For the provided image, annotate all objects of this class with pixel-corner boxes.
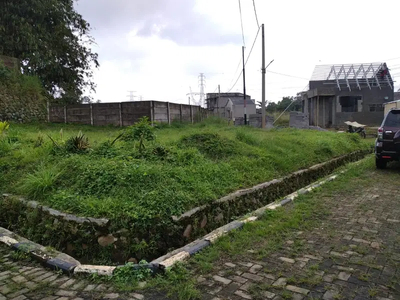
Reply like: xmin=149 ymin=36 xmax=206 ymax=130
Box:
xmin=378 ymin=127 xmax=383 ymax=139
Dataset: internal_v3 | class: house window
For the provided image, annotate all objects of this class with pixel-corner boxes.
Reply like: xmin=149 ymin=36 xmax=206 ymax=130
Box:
xmin=339 ymin=96 xmax=362 ymax=112
xmin=369 ymin=104 xmax=384 ymax=112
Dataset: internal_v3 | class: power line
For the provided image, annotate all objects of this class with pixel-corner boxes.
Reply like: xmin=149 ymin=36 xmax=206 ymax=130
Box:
xmin=227 ymin=57 xmax=243 ymax=89
xmin=252 ymin=0 xmax=260 ymax=28
xmin=382 ymin=57 xmax=400 ymax=62
xmin=266 ymin=70 xmax=309 ymax=80
xmin=228 ymin=26 xmax=261 ymax=92
xmin=238 ymin=0 xmax=245 ymax=46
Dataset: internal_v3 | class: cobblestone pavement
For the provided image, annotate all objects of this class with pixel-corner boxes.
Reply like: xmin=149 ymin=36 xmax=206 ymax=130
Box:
xmin=196 ymin=166 xmax=400 ymax=300
xmin=0 ymin=163 xmax=399 ymax=300
xmin=0 ymin=245 xmax=150 ymax=300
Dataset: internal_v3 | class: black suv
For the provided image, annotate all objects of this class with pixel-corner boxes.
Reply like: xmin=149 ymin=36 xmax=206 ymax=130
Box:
xmin=375 ymin=108 xmax=400 ymax=169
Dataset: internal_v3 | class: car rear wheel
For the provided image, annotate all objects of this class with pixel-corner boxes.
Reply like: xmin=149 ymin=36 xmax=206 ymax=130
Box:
xmin=376 ymin=158 xmax=387 ymax=169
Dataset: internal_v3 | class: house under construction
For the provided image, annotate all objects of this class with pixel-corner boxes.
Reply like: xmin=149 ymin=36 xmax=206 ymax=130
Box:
xmin=300 ymin=62 xmax=394 ymax=127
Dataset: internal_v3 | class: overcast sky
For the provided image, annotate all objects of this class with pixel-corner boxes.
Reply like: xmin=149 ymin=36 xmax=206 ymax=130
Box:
xmin=75 ymin=0 xmax=400 ymax=106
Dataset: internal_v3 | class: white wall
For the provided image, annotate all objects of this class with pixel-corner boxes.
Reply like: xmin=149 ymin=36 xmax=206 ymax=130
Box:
xmin=233 ymin=104 xmax=257 ymax=119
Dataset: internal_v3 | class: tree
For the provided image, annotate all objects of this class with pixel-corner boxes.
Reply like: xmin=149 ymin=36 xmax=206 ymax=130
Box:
xmin=0 ymin=0 xmax=99 ymax=104
xmin=266 ymin=102 xmax=278 ymax=113
xmin=265 ymin=97 xmax=302 ymax=113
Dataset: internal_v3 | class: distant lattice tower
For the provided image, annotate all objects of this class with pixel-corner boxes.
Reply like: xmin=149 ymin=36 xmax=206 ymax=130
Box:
xmin=198 ymin=73 xmax=206 ymax=107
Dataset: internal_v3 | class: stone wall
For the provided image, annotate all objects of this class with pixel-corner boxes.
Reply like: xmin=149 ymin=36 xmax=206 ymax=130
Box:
xmin=171 ymin=150 xmax=369 ymax=242
xmin=0 ymin=55 xmax=47 ymax=122
xmin=0 ymin=150 xmax=370 ymax=264
xmin=0 ymin=91 xmax=47 ymax=122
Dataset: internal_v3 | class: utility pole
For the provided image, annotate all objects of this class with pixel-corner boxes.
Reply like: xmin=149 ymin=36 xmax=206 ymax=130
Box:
xmin=242 ymin=46 xmax=247 ymax=125
xmin=198 ymin=73 xmax=206 ymax=107
xmin=261 ymin=24 xmax=266 ymax=129
xmin=127 ymin=91 xmax=136 ymax=102
xmin=217 ymin=85 xmax=221 ymax=117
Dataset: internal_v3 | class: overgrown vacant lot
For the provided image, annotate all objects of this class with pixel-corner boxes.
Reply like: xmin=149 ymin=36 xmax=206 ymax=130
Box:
xmin=0 ymin=120 xmax=370 ymax=224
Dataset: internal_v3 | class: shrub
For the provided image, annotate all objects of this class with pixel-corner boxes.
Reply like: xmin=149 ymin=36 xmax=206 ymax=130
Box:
xmin=122 ymin=117 xmax=155 ymax=152
xmin=180 ymin=133 xmax=238 ymax=159
xmin=92 ymin=141 xmax=118 ymax=158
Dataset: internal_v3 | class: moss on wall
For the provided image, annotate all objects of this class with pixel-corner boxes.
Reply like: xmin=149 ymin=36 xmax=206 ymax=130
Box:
xmin=0 ymin=150 xmax=370 ymax=265
xmin=0 ymin=56 xmax=47 ymax=122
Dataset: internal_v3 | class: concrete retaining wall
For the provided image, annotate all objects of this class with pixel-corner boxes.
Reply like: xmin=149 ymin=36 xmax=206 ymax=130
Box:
xmin=0 ymin=150 xmax=370 ymax=264
xmin=49 ymin=101 xmax=208 ymax=126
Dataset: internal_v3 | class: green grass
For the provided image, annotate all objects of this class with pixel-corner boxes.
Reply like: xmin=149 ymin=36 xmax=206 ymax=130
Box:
xmin=189 ymin=156 xmax=375 ymax=273
xmin=155 ymin=156 xmax=376 ymax=299
xmin=0 ymin=120 xmax=371 ymax=260
xmin=0 ymin=121 xmax=370 ymax=220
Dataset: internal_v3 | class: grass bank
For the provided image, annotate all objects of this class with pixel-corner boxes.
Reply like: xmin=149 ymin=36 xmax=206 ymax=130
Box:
xmin=0 ymin=119 xmax=371 ymax=262
xmin=147 ymin=156 xmax=378 ymax=300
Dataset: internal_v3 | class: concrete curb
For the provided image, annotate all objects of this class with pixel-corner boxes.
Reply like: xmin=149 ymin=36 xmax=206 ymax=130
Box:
xmin=0 ymin=157 xmax=366 ymax=276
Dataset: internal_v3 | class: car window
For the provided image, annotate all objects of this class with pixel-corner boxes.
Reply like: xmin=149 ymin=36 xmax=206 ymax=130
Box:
xmin=384 ymin=110 xmax=400 ymax=127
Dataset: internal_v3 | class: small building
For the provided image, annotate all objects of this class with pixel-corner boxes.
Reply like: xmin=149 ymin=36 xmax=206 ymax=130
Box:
xmin=206 ymin=92 xmax=256 ymax=120
xmin=394 ymin=90 xmax=400 ymax=100
xmin=384 ymin=100 xmax=400 ymax=116
xmin=301 ymin=63 xmax=394 ymax=127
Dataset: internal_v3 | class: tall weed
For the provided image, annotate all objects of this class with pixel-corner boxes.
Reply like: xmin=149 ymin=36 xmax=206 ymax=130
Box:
xmin=19 ymin=164 xmax=63 ymax=199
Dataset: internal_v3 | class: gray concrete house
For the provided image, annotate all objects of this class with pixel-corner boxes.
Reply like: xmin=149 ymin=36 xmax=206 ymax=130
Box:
xmin=206 ymin=93 xmax=256 ymax=120
xmin=301 ymin=63 xmax=394 ymax=127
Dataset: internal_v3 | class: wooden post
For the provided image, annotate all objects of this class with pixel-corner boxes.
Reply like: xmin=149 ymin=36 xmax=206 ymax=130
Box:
xmin=64 ymin=106 xmax=67 ymax=124
xmin=190 ymin=105 xmax=194 ymax=123
xmin=90 ymin=104 xmax=94 ymax=126
xmin=167 ymin=102 xmax=171 ymax=124
xmin=119 ymin=103 xmax=123 ymax=127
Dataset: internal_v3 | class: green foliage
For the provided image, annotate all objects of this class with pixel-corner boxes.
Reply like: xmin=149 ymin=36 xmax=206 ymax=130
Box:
xmin=180 ymin=133 xmax=238 ymax=159
xmin=0 ymin=123 xmax=371 ymax=262
xmin=0 ymin=121 xmax=9 ymax=136
xmin=11 ymin=250 xmax=31 ymax=261
xmin=48 ymin=130 xmax=91 ymax=154
xmin=151 ymin=263 xmax=201 ymax=300
xmin=0 ymin=1 xmax=99 ymax=103
xmin=236 ymin=129 xmax=259 ymax=146
xmin=112 ymin=261 xmax=152 ymax=285
xmin=123 ymin=117 xmax=156 ymax=152
xmin=264 ymin=96 xmax=302 ymax=113
xmin=64 ymin=131 xmax=90 ymax=153
xmin=92 ymin=141 xmax=119 ymax=158
xmin=34 ymin=132 xmax=45 ymax=148
xmin=19 ymin=164 xmax=63 ymax=199
xmin=0 ymin=61 xmax=12 ymax=81
xmin=0 ymin=59 xmax=47 ymax=122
